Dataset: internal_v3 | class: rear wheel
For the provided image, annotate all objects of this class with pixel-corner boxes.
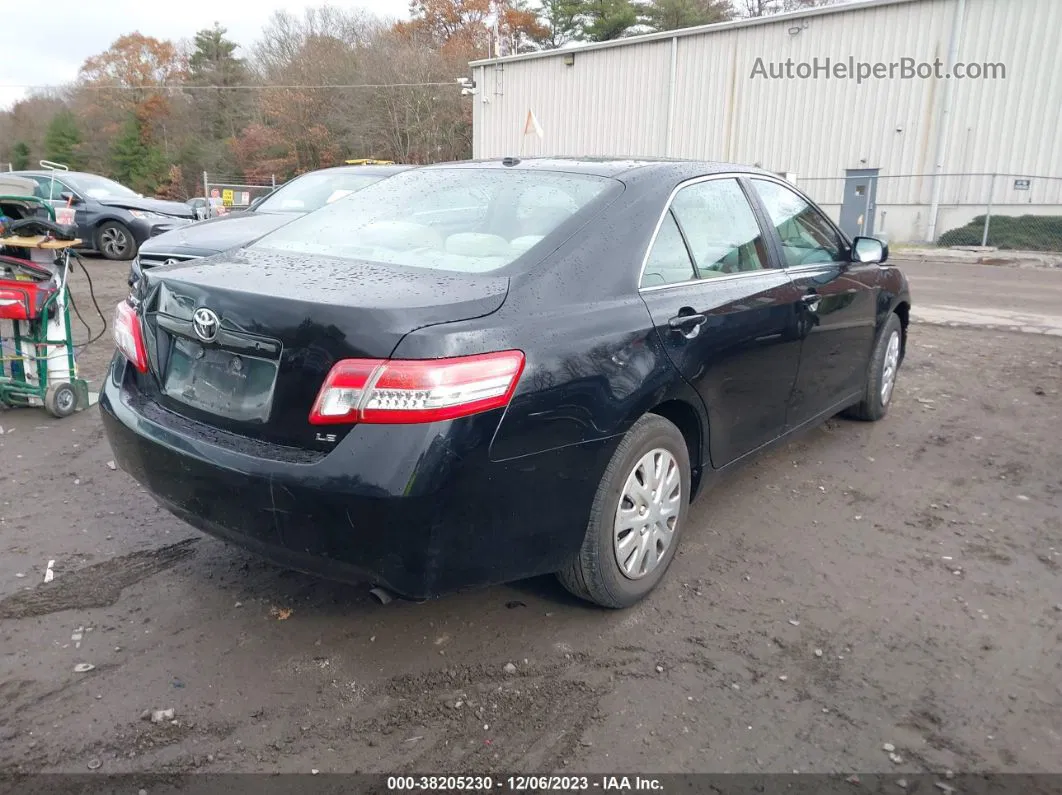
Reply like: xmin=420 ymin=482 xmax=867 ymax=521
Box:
xmin=45 ymin=382 xmax=78 ymax=418
xmin=557 ymin=414 xmax=690 ymax=609
xmin=97 ymin=221 xmax=135 ymax=260
xmin=844 ymin=312 xmax=903 ymax=422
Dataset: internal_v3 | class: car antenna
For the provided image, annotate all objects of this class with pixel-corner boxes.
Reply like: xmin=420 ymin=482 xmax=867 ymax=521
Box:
xmin=502 ymin=157 xmax=520 ymax=167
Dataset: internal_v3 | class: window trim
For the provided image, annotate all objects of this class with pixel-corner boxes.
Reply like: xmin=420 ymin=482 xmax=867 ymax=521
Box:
xmin=745 ymin=174 xmax=854 ymax=273
xmin=637 ymin=172 xmax=780 ymax=293
xmin=668 ymin=208 xmax=703 ymax=281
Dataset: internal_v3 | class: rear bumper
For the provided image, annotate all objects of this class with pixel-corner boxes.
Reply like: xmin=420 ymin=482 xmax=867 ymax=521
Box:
xmin=99 ymin=356 xmax=618 ymax=599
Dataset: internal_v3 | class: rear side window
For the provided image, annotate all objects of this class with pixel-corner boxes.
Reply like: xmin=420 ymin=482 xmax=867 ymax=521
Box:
xmin=670 ymin=178 xmax=769 ymax=275
xmin=641 ymin=212 xmax=695 ymax=287
xmin=640 ymin=177 xmax=771 ymax=287
xmin=252 ymin=168 xmax=618 ymax=273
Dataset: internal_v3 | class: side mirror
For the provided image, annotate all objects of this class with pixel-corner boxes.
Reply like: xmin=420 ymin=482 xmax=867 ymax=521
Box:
xmin=851 ymin=236 xmax=888 ymax=264
xmin=59 ymin=192 xmax=80 ymax=205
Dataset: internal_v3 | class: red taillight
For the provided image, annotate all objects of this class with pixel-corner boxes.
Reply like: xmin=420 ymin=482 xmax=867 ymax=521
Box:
xmin=0 ymin=287 xmax=31 ymax=321
xmin=113 ymin=300 xmax=148 ymax=373
xmin=309 ymin=350 xmax=525 ymax=425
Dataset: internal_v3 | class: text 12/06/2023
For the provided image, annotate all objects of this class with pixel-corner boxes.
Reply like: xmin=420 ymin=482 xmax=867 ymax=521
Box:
xmin=386 ymin=775 xmax=664 ymax=791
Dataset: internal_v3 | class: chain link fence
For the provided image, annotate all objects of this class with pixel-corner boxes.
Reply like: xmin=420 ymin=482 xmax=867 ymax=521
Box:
xmin=200 ymin=172 xmax=277 ymax=219
xmin=795 ymin=173 xmax=1062 ymax=252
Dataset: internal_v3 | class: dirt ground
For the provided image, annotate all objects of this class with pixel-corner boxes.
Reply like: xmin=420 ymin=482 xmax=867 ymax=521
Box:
xmin=0 ymin=257 xmax=1060 ymax=776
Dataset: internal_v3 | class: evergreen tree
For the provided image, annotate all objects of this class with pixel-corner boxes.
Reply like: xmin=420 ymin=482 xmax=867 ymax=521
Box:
xmin=188 ymin=23 xmax=252 ymax=140
xmin=11 ymin=141 xmax=31 ymax=170
xmin=43 ymin=109 xmax=84 ymax=169
xmin=537 ymin=0 xmax=587 ymax=47
xmin=639 ymin=0 xmax=731 ymax=31
xmin=110 ymin=115 xmax=167 ymax=194
xmin=581 ymin=0 xmax=638 ymax=40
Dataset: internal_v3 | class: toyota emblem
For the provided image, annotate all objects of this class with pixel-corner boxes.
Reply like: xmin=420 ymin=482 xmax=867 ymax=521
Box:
xmin=192 ymin=307 xmax=220 ymax=343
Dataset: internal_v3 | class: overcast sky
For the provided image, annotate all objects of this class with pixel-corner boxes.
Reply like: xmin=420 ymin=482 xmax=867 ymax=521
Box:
xmin=0 ymin=0 xmax=411 ymax=110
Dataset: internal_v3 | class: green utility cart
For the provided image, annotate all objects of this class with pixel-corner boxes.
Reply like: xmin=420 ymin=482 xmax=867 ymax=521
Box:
xmin=0 ymin=194 xmax=92 ymax=418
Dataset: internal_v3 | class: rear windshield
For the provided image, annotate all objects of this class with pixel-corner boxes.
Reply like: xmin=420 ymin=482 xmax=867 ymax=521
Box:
xmin=250 ymin=168 xmax=617 ymax=272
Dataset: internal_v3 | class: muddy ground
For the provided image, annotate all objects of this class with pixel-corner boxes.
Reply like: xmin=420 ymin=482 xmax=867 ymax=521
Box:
xmin=0 ymin=257 xmax=1060 ymax=776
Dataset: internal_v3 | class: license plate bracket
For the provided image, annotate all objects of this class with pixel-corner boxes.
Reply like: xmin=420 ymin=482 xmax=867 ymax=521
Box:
xmin=162 ymin=338 xmax=278 ymax=423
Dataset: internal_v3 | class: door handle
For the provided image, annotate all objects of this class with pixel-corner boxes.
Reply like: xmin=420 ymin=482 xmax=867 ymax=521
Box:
xmin=802 ymin=293 xmax=821 ymax=312
xmin=668 ymin=310 xmax=707 ymax=337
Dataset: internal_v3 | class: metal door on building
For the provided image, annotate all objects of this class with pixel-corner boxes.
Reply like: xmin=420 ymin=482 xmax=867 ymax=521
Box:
xmin=839 ymin=168 xmax=879 ymax=238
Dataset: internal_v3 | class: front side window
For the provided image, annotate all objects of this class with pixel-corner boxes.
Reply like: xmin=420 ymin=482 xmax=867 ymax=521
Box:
xmin=252 ymin=168 xmax=618 ymax=273
xmin=752 ymin=179 xmax=846 ymax=267
xmin=30 ymin=176 xmax=70 ymax=201
xmin=670 ymin=178 xmax=770 ymax=275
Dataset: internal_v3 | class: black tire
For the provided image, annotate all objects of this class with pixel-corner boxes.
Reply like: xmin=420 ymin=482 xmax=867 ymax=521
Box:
xmin=44 ymin=382 xmax=78 ymax=419
xmin=96 ymin=221 xmax=135 ymax=261
xmin=843 ymin=312 xmax=904 ymax=422
xmin=557 ymin=414 xmax=691 ymax=609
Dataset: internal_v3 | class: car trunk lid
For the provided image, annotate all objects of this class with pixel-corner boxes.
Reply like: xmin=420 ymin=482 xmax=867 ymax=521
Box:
xmin=135 ymin=248 xmax=509 ymax=450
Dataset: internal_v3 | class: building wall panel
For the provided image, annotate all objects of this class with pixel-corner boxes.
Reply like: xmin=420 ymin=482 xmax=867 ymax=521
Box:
xmin=474 ymin=40 xmax=673 ymax=159
xmin=473 ymin=0 xmax=1060 ymax=182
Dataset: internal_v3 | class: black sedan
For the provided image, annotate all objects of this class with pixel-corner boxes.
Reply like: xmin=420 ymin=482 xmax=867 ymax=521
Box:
xmin=10 ymin=170 xmax=194 ymax=260
xmin=101 ymin=158 xmax=910 ymax=608
xmin=134 ymin=164 xmax=412 ymax=271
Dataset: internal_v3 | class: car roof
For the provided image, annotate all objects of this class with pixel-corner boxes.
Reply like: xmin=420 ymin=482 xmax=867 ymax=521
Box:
xmin=417 ymin=157 xmax=777 ymax=180
xmin=10 ymin=170 xmax=105 ymax=179
xmin=299 ymin=164 xmax=414 ymax=176
xmin=10 ymin=165 xmax=414 ymax=182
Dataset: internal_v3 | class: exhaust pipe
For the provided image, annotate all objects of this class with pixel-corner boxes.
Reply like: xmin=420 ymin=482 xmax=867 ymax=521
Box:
xmin=368 ymin=586 xmax=395 ymax=605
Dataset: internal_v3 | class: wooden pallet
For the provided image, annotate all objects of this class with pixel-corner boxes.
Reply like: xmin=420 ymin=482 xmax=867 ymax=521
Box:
xmin=0 ymin=235 xmax=82 ymax=250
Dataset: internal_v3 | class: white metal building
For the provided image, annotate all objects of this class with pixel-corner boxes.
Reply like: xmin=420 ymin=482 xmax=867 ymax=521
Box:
xmin=469 ymin=0 xmax=1062 ymax=243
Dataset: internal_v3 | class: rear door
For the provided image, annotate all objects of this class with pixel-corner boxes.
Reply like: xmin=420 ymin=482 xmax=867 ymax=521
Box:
xmin=748 ymin=178 xmax=879 ymax=427
xmin=638 ymin=175 xmax=805 ymax=469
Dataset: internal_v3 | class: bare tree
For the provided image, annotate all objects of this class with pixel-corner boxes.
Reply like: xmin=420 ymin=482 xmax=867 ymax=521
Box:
xmin=241 ymin=7 xmax=394 ymax=174
xmin=0 ymin=93 xmax=69 ymax=168
xmin=360 ymin=31 xmax=471 ymax=163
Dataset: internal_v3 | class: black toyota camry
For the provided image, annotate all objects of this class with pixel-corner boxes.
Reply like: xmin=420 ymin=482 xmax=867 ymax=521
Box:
xmin=101 ymin=158 xmax=911 ymax=608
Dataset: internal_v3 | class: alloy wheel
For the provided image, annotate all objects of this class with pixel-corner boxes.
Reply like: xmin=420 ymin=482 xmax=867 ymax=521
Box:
xmin=101 ymin=227 xmax=130 ymax=258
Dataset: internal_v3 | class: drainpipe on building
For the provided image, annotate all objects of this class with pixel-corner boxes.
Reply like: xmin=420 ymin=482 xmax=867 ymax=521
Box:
xmin=476 ymin=65 xmax=486 ymax=158
xmin=926 ymin=0 xmax=967 ymax=243
xmin=665 ymin=36 xmax=678 ymax=157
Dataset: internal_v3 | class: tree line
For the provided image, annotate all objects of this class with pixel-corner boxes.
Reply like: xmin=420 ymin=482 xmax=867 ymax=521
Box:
xmin=0 ymin=0 xmax=833 ymax=199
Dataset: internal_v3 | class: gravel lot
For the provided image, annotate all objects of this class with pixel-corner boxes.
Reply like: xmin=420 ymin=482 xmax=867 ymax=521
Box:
xmin=1 ymin=257 xmax=1060 ymax=776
